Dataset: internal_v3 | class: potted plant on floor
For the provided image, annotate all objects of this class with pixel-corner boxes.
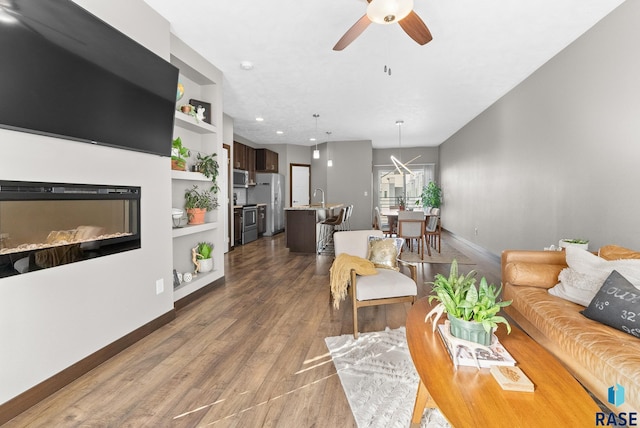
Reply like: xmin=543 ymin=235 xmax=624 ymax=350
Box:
xmin=184 ymin=185 xmax=218 ymax=225
xmin=418 ymin=181 xmax=442 ymax=209
xmin=195 ymin=241 xmax=214 ymax=273
xmin=426 ymin=260 xmax=512 ymax=346
xmin=171 ymin=137 xmax=190 ymax=171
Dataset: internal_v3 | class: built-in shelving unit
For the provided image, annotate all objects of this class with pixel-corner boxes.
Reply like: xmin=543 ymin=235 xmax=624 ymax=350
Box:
xmin=170 ymin=34 xmax=225 ymax=303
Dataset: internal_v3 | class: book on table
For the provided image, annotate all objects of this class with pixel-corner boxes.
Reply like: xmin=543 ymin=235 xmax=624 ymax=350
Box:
xmin=437 ymin=323 xmax=516 ymax=369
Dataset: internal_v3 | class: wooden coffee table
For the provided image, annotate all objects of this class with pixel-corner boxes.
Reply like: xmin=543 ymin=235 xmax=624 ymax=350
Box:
xmin=406 ymin=298 xmax=601 ymax=427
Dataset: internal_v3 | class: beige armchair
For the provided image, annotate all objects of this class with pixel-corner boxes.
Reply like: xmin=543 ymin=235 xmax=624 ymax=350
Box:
xmin=333 ymin=230 xmax=418 ymax=338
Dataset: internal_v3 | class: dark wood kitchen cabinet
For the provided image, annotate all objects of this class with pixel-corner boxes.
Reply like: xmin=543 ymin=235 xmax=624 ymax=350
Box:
xmin=233 ymin=141 xmax=247 ymax=170
xmin=256 ymin=148 xmax=278 ymax=173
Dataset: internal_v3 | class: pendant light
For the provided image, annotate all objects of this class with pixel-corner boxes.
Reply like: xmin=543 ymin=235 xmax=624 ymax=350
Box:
xmin=326 ymin=131 xmax=333 ymax=167
xmin=390 ymin=120 xmax=419 ymax=175
xmin=312 ymin=114 xmax=320 ymax=159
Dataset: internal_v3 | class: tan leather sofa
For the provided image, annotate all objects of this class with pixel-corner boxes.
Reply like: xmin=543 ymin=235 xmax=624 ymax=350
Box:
xmin=502 ymin=249 xmax=640 ymax=413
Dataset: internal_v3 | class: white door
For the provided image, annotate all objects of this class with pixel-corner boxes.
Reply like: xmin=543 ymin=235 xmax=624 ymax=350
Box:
xmin=291 ymin=164 xmax=310 ymax=206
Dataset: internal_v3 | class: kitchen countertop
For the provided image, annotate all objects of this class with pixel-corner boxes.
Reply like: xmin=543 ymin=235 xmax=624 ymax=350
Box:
xmin=233 ymin=203 xmax=266 ymax=209
xmin=285 ymin=203 xmax=344 ymax=211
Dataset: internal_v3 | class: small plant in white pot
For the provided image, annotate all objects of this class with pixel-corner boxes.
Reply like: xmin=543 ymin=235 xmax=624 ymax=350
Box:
xmin=425 ymin=260 xmax=512 ymax=346
xmin=559 ymin=238 xmax=589 ymax=251
xmin=195 ymin=242 xmax=214 ymax=273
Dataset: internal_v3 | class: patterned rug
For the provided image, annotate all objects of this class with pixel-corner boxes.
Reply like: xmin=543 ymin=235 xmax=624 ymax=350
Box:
xmin=398 ymin=240 xmax=475 ymax=265
xmin=325 ymin=327 xmax=450 ymax=428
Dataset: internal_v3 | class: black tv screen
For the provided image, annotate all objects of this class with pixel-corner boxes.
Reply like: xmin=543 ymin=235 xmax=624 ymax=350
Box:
xmin=0 ymin=0 xmax=179 ymax=156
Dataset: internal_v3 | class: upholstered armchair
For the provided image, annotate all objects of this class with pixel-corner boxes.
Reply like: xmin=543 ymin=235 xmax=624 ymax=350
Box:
xmin=333 ymin=230 xmax=418 ymax=338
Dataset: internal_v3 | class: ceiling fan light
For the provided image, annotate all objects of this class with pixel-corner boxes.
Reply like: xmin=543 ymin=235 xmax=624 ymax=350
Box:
xmin=367 ymin=0 xmax=414 ymax=25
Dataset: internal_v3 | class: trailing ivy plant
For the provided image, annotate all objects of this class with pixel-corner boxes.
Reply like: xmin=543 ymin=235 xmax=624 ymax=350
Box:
xmin=196 ymin=152 xmax=219 ymax=193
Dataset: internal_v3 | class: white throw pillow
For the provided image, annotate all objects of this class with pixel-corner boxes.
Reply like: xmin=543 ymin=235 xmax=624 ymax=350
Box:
xmin=548 ymin=246 xmax=640 ymax=306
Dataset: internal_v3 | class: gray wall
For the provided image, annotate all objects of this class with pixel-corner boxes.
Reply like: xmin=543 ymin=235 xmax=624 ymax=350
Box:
xmin=311 ymin=140 xmax=374 ymax=230
xmin=440 ymin=0 xmax=640 ymax=255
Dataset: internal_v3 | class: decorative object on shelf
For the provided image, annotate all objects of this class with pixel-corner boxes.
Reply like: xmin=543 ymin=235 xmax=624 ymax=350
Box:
xmin=189 ymin=99 xmax=212 ymax=124
xmin=172 ymin=208 xmax=186 ymax=228
xmin=173 ymin=269 xmax=180 ymax=287
xmin=559 ymin=238 xmax=589 ymax=250
xmin=178 ymin=104 xmax=200 ymax=122
xmin=417 ymin=180 xmax=442 ymax=208
xmin=184 ymin=185 xmax=218 ymax=225
xmin=195 ymin=152 xmax=220 ymax=193
xmin=183 ymin=272 xmax=193 ymax=283
xmin=176 ymin=82 xmax=184 ymax=101
xmin=191 ymin=246 xmax=200 ymax=274
xmin=171 ymin=137 xmax=190 ymax=171
xmin=195 ymin=241 xmax=214 ymax=273
xmin=425 ymin=259 xmax=512 ymax=346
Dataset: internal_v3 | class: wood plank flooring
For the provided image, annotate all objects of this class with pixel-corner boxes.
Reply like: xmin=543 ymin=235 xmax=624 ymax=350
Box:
xmin=5 ymin=231 xmax=500 ymax=428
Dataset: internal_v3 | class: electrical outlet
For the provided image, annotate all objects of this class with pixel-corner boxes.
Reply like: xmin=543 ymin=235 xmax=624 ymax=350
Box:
xmin=155 ymin=278 xmax=164 ymax=295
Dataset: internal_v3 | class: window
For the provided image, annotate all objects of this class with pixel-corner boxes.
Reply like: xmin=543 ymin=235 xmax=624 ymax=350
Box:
xmin=375 ymin=164 xmax=434 ymax=211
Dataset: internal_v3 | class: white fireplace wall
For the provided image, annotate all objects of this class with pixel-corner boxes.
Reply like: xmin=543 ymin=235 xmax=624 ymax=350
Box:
xmin=0 ymin=0 xmax=174 ymax=405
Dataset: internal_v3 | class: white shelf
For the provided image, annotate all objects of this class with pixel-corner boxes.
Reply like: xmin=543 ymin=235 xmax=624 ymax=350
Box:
xmin=171 ymin=170 xmax=210 ymax=182
xmin=174 ymin=111 xmax=217 ymax=134
xmin=172 ymin=221 xmax=218 ymax=238
xmin=173 ymin=269 xmax=220 ymax=302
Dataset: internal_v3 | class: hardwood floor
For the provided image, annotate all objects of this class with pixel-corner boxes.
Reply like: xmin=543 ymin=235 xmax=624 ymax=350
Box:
xmin=5 ymin=231 xmax=500 ymax=428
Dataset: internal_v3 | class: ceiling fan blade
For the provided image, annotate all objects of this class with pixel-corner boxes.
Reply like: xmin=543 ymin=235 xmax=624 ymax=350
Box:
xmin=398 ymin=11 xmax=433 ymax=45
xmin=333 ymin=14 xmax=371 ymax=51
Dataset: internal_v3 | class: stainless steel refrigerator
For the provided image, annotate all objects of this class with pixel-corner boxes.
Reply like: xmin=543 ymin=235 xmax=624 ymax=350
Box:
xmin=249 ymin=173 xmax=285 ymax=236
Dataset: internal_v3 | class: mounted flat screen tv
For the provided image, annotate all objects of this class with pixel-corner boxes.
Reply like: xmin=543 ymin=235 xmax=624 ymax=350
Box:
xmin=0 ymin=0 xmax=179 ymax=156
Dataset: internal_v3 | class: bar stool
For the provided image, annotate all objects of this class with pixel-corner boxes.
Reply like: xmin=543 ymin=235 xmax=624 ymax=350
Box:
xmin=317 ymin=208 xmax=345 ymax=254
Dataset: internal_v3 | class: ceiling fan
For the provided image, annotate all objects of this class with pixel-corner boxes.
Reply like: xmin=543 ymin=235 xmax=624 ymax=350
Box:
xmin=333 ymin=0 xmax=432 ymax=51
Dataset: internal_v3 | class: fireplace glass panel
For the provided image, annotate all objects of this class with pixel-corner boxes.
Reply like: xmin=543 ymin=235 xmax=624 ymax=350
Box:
xmin=0 ymin=181 xmax=140 ymax=278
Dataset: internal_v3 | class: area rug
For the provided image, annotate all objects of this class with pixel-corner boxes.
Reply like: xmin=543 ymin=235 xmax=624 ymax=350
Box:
xmin=398 ymin=240 xmax=474 ymax=265
xmin=325 ymin=327 xmax=450 ymax=428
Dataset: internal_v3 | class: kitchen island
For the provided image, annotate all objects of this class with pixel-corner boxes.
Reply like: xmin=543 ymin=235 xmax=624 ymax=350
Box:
xmin=285 ymin=204 xmax=344 ymax=253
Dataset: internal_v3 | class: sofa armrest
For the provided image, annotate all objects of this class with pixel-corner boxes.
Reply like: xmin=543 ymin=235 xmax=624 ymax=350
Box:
xmin=501 ymin=250 xmax=567 ymax=289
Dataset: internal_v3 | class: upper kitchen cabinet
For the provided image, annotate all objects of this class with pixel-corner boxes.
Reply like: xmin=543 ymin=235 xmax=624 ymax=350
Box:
xmin=233 ymin=141 xmax=256 ymax=184
xmin=170 ymin=33 xmax=225 ymax=303
xmin=256 ymin=148 xmax=278 ymax=173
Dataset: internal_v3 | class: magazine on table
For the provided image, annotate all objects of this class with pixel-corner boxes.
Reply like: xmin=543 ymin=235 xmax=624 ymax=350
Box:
xmin=437 ymin=323 xmax=516 ymax=369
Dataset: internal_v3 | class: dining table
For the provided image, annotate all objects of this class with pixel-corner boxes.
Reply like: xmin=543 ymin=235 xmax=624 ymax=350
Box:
xmin=380 ymin=208 xmax=433 ymax=234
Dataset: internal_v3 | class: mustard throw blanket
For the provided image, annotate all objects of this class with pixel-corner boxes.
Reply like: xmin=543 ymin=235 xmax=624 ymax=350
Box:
xmin=330 ymin=254 xmax=378 ymax=309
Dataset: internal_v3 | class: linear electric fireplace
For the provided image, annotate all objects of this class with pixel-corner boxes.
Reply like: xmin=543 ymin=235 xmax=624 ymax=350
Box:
xmin=0 ymin=180 xmax=140 ymax=278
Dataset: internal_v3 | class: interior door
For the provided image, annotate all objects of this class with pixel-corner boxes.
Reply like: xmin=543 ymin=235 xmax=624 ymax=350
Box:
xmin=290 ymin=164 xmax=310 ymax=206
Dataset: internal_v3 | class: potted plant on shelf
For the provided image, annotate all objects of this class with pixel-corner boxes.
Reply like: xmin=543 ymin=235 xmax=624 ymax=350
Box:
xmin=195 ymin=241 xmax=214 ymax=273
xmin=193 ymin=152 xmax=220 ymax=193
xmin=184 ymin=185 xmax=218 ymax=225
xmin=171 ymin=137 xmax=190 ymax=171
xmin=426 ymin=259 xmax=512 ymax=346
xmin=418 ymin=181 xmax=442 ymax=209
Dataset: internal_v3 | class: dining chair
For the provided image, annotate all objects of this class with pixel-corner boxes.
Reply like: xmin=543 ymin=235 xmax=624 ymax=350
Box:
xmin=425 ymin=208 xmax=441 ymax=253
xmin=397 ymin=210 xmax=426 ymax=260
xmin=333 ymin=230 xmax=417 ymax=338
xmin=373 ymin=206 xmax=392 ymax=236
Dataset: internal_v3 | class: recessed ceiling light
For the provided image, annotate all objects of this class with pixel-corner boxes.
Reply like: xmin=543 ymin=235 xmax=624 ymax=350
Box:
xmin=255 ymin=117 xmax=264 ymax=122
xmin=309 ymin=137 xmax=316 ymax=142
xmin=276 ymin=130 xmax=284 ymax=135
xmin=240 ymin=61 xmax=254 ymax=70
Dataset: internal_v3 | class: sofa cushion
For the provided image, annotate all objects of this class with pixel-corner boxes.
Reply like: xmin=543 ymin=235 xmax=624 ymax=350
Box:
xmin=599 ymin=245 xmax=640 ymax=261
xmin=506 ymin=283 xmax=640 ymax=411
xmin=367 ymin=236 xmax=404 ymax=271
xmin=504 ymin=262 xmax=564 ymax=289
xmin=581 ymin=270 xmax=640 ymax=338
xmin=355 ymin=268 xmax=417 ymax=301
xmin=548 ymin=246 xmax=640 ymax=306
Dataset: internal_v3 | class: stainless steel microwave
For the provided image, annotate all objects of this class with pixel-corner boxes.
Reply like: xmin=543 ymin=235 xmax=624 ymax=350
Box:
xmin=233 ymin=169 xmax=248 ymax=188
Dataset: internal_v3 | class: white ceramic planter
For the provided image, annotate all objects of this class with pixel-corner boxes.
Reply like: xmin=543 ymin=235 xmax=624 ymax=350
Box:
xmin=559 ymin=239 xmax=589 ymax=251
xmin=198 ymin=257 xmax=213 ymax=273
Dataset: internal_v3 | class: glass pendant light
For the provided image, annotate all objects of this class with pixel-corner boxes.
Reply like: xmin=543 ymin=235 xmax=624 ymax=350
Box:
xmin=312 ymin=114 xmax=320 ymax=159
xmin=326 ymin=131 xmax=333 ymax=167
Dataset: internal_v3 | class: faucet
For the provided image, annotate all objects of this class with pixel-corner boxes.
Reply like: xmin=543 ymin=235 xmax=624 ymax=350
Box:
xmin=313 ymin=188 xmax=325 ymax=208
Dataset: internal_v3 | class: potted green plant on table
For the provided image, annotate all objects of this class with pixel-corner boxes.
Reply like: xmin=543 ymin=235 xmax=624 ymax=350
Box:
xmin=426 ymin=260 xmax=512 ymax=346
xmin=171 ymin=137 xmax=190 ymax=171
xmin=398 ymin=195 xmax=407 ymax=211
xmin=193 ymin=152 xmax=220 ymax=193
xmin=184 ymin=185 xmax=218 ymax=225
xmin=195 ymin=241 xmax=214 ymax=273
xmin=418 ymin=181 xmax=442 ymax=209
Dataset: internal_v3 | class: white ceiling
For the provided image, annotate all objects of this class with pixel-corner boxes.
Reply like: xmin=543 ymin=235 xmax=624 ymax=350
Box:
xmin=143 ymin=0 xmax=625 ymax=149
